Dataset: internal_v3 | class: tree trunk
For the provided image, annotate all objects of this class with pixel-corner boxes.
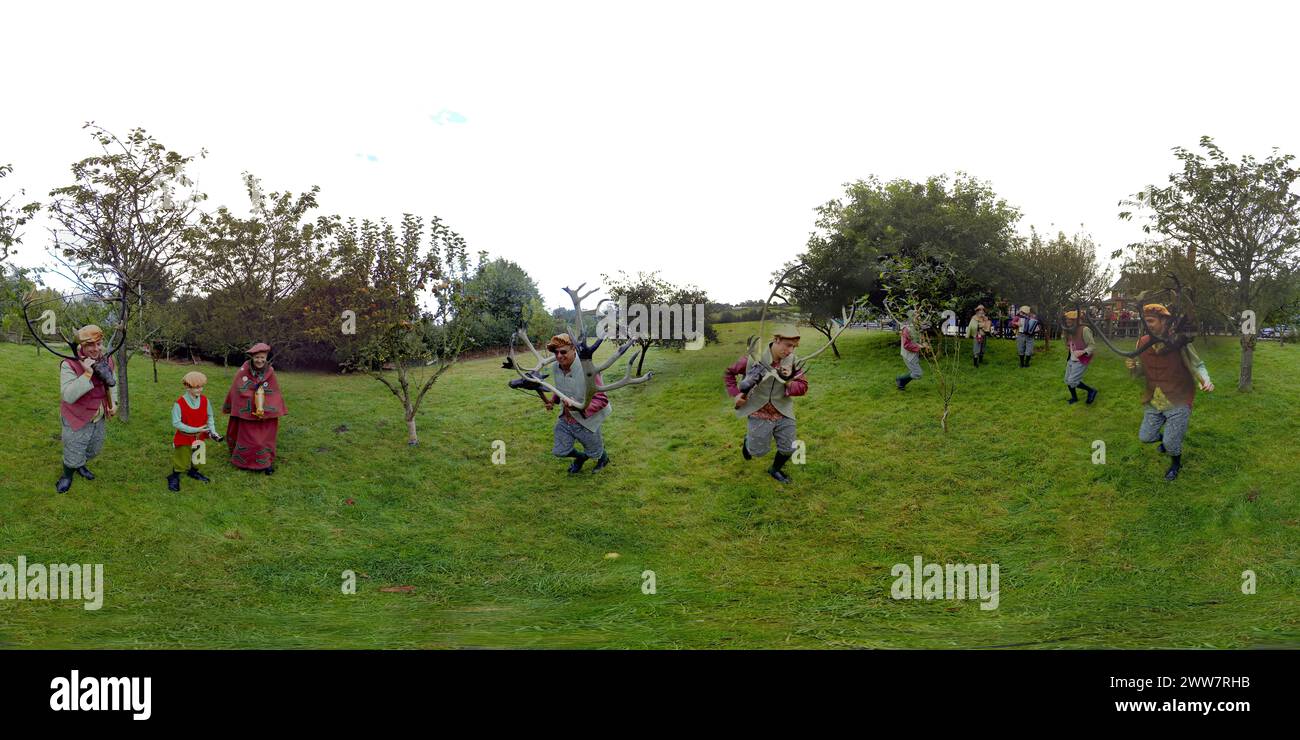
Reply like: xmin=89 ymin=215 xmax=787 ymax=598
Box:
xmin=813 ymin=323 xmax=841 ymax=358
xmin=636 ymin=340 xmax=650 ymax=376
xmin=116 ymin=334 xmax=131 ymax=422
xmin=405 ymin=411 xmax=418 ymax=445
xmin=152 ymin=356 xmax=158 ymax=383
xmin=1238 ymin=332 xmax=1255 ymax=392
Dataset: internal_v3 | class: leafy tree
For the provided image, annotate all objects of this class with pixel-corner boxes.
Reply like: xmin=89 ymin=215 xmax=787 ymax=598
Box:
xmin=0 ymin=264 xmax=37 ymax=343
xmin=46 ymin=124 xmax=206 ymax=420
xmin=1009 ymin=228 xmax=1111 ymax=348
xmin=0 ymin=163 xmax=41 ymax=263
xmin=462 ymin=256 xmax=551 ymax=349
xmin=1120 ymin=136 xmax=1300 ymax=391
xmin=330 ymin=214 xmax=476 ymax=445
xmin=189 ymin=173 xmax=332 ymax=361
xmin=879 ymin=255 xmax=963 ymax=431
xmin=602 ymin=270 xmax=716 ymax=375
xmin=130 ymin=297 xmax=188 ymax=382
xmin=798 ymin=174 xmax=1023 ymax=324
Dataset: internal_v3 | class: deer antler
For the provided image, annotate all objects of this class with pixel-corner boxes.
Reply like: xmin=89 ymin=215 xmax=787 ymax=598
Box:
xmin=792 ymin=301 xmax=861 ymax=376
xmin=1078 ymin=273 xmax=1195 ymax=359
xmin=562 ymin=283 xmax=600 ymax=347
xmin=20 ymin=289 xmax=112 ymax=361
xmin=505 ymin=329 xmax=580 ymax=407
xmin=592 ymin=338 xmax=654 ymax=393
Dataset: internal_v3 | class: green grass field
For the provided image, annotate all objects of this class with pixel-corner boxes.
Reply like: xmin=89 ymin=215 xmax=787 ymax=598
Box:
xmin=0 ymin=323 xmax=1297 ymax=648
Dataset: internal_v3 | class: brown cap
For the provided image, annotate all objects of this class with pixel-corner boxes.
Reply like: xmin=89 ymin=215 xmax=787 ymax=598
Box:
xmin=545 ymin=334 xmax=574 ymax=352
xmin=246 ymin=342 xmax=272 ymax=355
xmin=182 ymin=371 xmax=208 ymax=387
xmin=1142 ymin=303 xmax=1171 ymax=317
xmin=76 ymin=325 xmax=104 ymax=343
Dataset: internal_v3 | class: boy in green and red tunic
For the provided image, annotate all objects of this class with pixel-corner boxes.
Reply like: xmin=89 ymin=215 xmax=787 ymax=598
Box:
xmin=168 ymin=371 xmax=222 ymax=492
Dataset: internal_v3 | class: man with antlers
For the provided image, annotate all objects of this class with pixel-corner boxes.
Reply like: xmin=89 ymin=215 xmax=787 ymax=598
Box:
xmin=1126 ymin=303 xmax=1214 ymax=481
xmin=543 ymin=333 xmax=612 ymax=473
xmin=56 ymin=324 xmax=118 ymax=494
xmin=504 ymin=283 xmax=654 ymax=474
xmin=724 ymin=324 xmax=808 ymax=484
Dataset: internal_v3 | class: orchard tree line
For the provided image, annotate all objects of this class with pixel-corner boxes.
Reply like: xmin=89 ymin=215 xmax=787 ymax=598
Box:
xmin=0 ymin=124 xmax=718 ymax=439
xmin=3 ymin=124 xmax=1298 ymax=430
xmin=788 ymin=137 xmax=1300 ymax=392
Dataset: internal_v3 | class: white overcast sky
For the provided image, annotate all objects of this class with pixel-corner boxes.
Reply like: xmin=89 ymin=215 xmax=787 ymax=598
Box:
xmin=3 ymin=0 xmax=1298 ymax=305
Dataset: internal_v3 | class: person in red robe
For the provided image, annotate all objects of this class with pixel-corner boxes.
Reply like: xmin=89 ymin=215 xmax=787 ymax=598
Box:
xmin=222 ymin=342 xmax=287 ymax=474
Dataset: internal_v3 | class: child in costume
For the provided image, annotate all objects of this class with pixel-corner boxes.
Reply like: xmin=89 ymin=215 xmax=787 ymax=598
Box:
xmin=168 ymin=371 xmax=222 ymax=492
xmin=966 ymin=305 xmax=992 ymax=368
xmin=1012 ymin=305 xmax=1039 ymax=367
xmin=1126 ymin=303 xmax=1213 ymax=481
xmin=1062 ymin=310 xmax=1098 ymax=405
xmin=544 ymin=333 xmax=612 ymax=473
xmin=723 ymin=325 xmax=808 ymax=483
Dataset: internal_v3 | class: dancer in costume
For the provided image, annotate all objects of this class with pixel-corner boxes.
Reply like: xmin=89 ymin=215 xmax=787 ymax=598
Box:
xmin=1062 ymin=310 xmax=1098 ymax=405
xmin=503 ymin=283 xmax=654 ymax=475
xmin=966 ymin=305 xmax=992 ymax=368
xmin=55 ymin=324 xmax=118 ymax=494
xmin=724 ymin=325 xmax=808 ymax=483
xmin=544 ymin=333 xmax=612 ymax=473
xmin=896 ymin=313 xmax=928 ymax=390
xmin=1013 ymin=305 xmax=1039 ymax=367
xmin=1126 ymin=303 xmax=1213 ymax=481
xmin=168 ymin=371 xmax=222 ymax=492
xmin=222 ymin=342 xmax=287 ymax=474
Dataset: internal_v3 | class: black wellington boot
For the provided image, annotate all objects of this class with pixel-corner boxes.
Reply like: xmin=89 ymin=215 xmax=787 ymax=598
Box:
xmin=76 ymin=466 xmax=96 ymax=480
xmin=768 ymin=452 xmax=793 ymax=484
xmin=1068 ymin=386 xmax=1079 ymax=404
xmin=1082 ymin=384 xmax=1098 ymax=405
xmin=592 ymin=452 xmax=610 ymax=472
xmin=741 ymin=437 xmax=752 ymax=460
xmin=56 ymin=465 xmax=75 ymax=494
xmin=1165 ymin=454 xmax=1182 ymax=481
xmin=567 ymin=453 xmax=588 ymax=474
xmin=187 ymin=467 xmax=211 ymax=483
xmin=167 ymin=472 xmax=181 ymax=492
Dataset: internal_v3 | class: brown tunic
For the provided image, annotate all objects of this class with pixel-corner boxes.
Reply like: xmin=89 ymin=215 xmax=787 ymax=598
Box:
xmin=1137 ymin=336 xmax=1196 ymax=409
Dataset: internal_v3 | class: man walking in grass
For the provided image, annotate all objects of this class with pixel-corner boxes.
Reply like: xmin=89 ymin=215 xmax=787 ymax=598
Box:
xmin=896 ymin=313 xmax=928 ymax=390
xmin=545 ymin=333 xmax=612 ymax=474
xmin=1012 ymin=305 xmax=1040 ymax=367
xmin=55 ymin=324 xmax=118 ymax=494
xmin=723 ymin=325 xmax=807 ymax=484
xmin=966 ymin=304 xmax=992 ymax=368
xmin=1126 ymin=303 xmax=1214 ymax=481
xmin=1062 ymin=310 xmax=1098 ymax=405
